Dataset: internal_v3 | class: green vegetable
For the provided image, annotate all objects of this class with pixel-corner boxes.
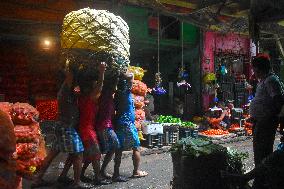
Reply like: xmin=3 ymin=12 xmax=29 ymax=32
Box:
xmin=170 ymin=137 xmax=225 ymax=157
xmin=170 ymin=137 xmax=248 ymax=189
xmin=156 ymin=115 xmax=181 ymax=124
xmin=180 ymin=121 xmax=198 ymax=128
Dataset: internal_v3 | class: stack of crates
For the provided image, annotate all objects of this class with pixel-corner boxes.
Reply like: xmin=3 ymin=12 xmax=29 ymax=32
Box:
xmin=143 ymin=134 xmax=163 ymax=148
xmin=163 ymin=125 xmax=179 ymax=146
xmin=179 ymin=127 xmax=192 ymax=139
xmin=191 ymin=129 xmax=199 ymax=138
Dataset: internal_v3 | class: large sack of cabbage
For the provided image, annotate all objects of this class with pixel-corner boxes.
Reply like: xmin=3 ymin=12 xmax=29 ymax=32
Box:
xmin=61 ymin=8 xmax=130 ymax=76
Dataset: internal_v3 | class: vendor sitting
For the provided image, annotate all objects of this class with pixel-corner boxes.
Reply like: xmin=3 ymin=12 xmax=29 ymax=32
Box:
xmin=207 ymin=101 xmax=233 ymax=130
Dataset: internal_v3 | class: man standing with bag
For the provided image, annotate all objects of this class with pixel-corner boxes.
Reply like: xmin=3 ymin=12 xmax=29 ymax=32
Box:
xmin=249 ymin=54 xmax=284 ymax=189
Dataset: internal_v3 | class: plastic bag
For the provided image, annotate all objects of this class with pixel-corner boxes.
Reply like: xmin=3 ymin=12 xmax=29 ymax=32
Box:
xmin=131 ymin=80 xmax=148 ymax=96
xmin=135 ymin=109 xmax=145 ymax=121
xmin=135 ymin=120 xmax=142 ymax=130
xmin=133 ymin=95 xmax=145 ymax=109
xmin=203 ymin=73 xmax=216 ymax=84
xmin=128 ymin=66 xmax=146 ymax=81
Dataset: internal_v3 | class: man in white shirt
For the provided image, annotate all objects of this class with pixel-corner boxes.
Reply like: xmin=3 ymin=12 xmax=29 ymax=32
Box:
xmin=249 ymin=54 xmax=284 ymax=189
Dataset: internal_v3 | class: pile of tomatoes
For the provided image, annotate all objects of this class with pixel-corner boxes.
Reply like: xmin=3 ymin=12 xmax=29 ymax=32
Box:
xmin=200 ymin=129 xmax=229 ymax=136
xmin=228 ymin=123 xmax=240 ymax=132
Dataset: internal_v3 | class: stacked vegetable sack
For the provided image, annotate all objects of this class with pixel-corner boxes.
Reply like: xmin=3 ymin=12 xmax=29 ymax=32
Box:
xmin=129 ymin=66 xmax=148 ymax=140
xmin=0 ymin=102 xmax=46 ymax=187
xmin=61 ymin=7 xmax=130 ymax=80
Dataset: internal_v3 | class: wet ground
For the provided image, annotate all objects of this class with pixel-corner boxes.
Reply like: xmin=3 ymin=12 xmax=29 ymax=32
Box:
xmin=23 ymin=135 xmax=281 ymax=189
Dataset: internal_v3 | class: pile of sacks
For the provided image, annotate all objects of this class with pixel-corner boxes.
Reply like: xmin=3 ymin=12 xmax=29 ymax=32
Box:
xmin=129 ymin=66 xmax=149 ymax=140
xmin=0 ymin=102 xmax=46 ymax=176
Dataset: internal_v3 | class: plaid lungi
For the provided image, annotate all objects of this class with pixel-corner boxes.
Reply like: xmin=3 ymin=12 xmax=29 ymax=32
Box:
xmin=52 ymin=122 xmax=84 ymax=154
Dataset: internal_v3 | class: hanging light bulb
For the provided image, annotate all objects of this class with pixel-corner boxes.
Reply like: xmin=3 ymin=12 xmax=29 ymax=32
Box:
xmin=152 ymin=12 xmax=166 ymax=95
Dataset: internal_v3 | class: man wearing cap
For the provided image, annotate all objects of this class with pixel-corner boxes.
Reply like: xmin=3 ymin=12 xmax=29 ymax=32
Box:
xmin=249 ymin=54 xmax=284 ymax=189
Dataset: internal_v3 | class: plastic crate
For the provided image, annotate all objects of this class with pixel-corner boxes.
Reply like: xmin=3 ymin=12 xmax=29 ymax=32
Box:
xmin=163 ymin=124 xmax=179 ymax=131
xmin=142 ymin=134 xmax=163 ymax=148
xmin=191 ymin=129 xmax=199 ymax=138
xmin=142 ymin=122 xmax=163 ymax=135
xmin=163 ymin=130 xmax=179 ymax=146
xmin=179 ymin=127 xmax=193 ymax=139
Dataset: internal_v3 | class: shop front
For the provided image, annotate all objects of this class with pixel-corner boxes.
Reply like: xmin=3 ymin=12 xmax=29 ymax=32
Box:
xmin=202 ymin=31 xmax=254 ymax=110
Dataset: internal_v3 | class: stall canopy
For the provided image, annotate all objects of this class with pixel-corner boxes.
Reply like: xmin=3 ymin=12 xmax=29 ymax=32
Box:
xmin=123 ymin=0 xmax=284 ymax=42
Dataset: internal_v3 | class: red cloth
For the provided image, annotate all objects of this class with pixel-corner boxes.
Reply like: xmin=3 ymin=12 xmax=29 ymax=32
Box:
xmin=96 ymin=91 xmax=114 ymax=131
xmin=78 ymin=96 xmax=99 ymax=147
